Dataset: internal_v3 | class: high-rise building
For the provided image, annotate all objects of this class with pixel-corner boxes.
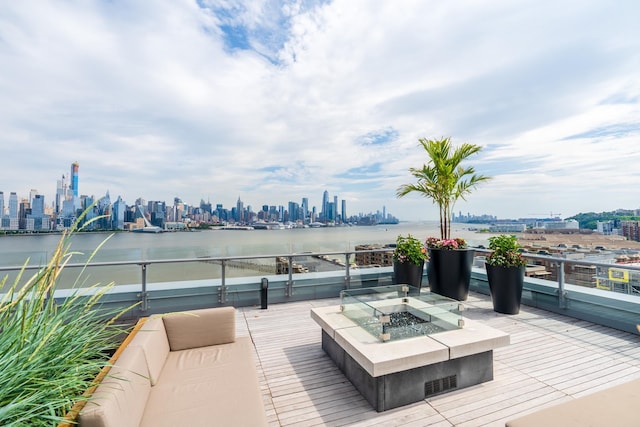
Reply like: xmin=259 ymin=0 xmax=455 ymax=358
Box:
xmin=113 ymin=196 xmax=126 ymax=230
xmin=173 ymin=197 xmax=184 ymax=222
xmin=322 ymin=190 xmax=329 ymax=222
xmin=9 ymin=192 xmax=18 ymax=219
xmin=288 ymin=201 xmax=300 ymax=222
xmin=31 ymin=194 xmax=45 ymax=217
xmin=148 ymin=201 xmax=166 ymax=227
xmin=19 ymin=198 xmax=29 ymax=230
xmin=70 ymin=162 xmax=79 ymax=198
xmin=56 ymin=175 xmax=67 ymax=214
xmin=301 ymin=197 xmax=309 ymax=222
xmin=0 ymin=191 xmax=5 ymax=229
xmin=341 ymin=199 xmax=346 ymax=223
xmin=236 ymin=196 xmax=244 ymax=223
xmin=27 ymin=194 xmax=48 ymax=231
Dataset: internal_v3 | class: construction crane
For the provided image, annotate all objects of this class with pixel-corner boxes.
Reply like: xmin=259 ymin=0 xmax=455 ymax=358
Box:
xmin=527 ymin=212 xmax=562 ymax=218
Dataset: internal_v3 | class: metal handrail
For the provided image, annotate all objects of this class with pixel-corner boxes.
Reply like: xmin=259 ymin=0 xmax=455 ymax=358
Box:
xmin=2 ymin=247 xmax=640 ymax=311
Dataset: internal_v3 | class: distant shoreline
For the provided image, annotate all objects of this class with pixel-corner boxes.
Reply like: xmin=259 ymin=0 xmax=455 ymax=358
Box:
xmin=518 ymin=231 xmax=640 ymax=251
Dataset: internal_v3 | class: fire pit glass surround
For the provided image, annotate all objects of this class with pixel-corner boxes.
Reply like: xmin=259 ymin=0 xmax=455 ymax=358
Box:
xmin=339 ymin=285 xmax=464 ymax=342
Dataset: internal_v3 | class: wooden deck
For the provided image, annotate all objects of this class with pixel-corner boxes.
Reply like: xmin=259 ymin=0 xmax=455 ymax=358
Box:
xmin=236 ymin=291 xmax=640 ymax=427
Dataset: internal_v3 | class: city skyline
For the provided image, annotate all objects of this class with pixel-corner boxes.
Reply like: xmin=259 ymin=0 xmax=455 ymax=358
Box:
xmin=0 ymin=161 xmax=399 ymax=230
xmin=1 ymin=2 xmax=640 ymax=221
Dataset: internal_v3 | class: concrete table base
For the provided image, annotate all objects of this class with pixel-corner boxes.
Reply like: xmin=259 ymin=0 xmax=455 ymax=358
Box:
xmin=322 ymin=330 xmax=493 ymax=412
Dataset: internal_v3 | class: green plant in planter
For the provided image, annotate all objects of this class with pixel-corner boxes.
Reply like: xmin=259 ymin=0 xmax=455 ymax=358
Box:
xmin=486 ymin=234 xmax=527 ymax=267
xmin=485 ymin=234 xmax=527 ymax=314
xmin=393 ymin=234 xmax=428 ymax=266
xmin=0 ymin=212 xmax=135 ymax=426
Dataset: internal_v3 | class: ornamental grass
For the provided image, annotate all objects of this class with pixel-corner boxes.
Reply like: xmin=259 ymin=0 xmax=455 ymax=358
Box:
xmin=0 ymin=214 xmax=135 ymax=426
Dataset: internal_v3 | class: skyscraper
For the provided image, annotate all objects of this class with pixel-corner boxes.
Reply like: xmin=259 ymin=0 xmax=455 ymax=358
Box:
xmin=301 ymin=197 xmax=309 ymax=222
xmin=8 ymin=192 xmax=18 ymax=230
xmin=322 ymin=190 xmax=329 ymax=222
xmin=236 ymin=196 xmax=244 ymax=223
xmin=9 ymin=192 xmax=18 ymax=218
xmin=113 ymin=196 xmax=126 ymax=230
xmin=56 ymin=174 xmax=66 ymax=214
xmin=0 ymin=191 xmax=4 ymax=217
xmin=70 ymin=162 xmax=79 ymax=198
xmin=31 ymin=194 xmax=45 ymax=217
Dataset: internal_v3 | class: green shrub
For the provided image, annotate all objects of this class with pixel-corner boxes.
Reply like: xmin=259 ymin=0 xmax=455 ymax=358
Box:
xmin=393 ymin=234 xmax=428 ymax=266
xmin=0 ymin=215 xmax=135 ymax=426
xmin=486 ymin=234 xmax=527 ymax=268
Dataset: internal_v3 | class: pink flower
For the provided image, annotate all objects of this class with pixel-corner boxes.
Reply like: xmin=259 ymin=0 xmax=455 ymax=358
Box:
xmin=425 ymin=237 xmax=468 ymax=250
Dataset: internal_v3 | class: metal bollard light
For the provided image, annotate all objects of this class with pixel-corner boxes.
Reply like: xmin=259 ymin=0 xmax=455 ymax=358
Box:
xmin=261 ymin=277 xmax=268 ymax=309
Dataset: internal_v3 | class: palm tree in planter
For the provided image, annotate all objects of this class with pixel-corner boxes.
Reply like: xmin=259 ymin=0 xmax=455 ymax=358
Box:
xmin=397 ymin=137 xmax=490 ymax=300
xmin=392 ymin=234 xmax=428 ymax=293
xmin=485 ymin=234 xmax=527 ymax=314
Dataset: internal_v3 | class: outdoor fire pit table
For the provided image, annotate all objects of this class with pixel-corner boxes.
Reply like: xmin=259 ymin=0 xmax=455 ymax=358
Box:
xmin=310 ymin=285 xmax=510 ymax=412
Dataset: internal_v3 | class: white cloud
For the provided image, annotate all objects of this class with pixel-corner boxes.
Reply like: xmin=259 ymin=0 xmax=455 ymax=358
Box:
xmin=1 ymin=0 xmax=639 ymax=221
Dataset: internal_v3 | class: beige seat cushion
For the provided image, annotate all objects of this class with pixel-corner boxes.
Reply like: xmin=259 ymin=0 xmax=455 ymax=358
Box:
xmin=506 ymin=378 xmax=640 ymax=427
xmin=140 ymin=336 xmax=267 ymax=427
xmin=127 ymin=316 xmax=170 ymax=385
xmin=78 ymin=346 xmax=151 ymax=427
xmin=162 ymin=306 xmax=235 ymax=351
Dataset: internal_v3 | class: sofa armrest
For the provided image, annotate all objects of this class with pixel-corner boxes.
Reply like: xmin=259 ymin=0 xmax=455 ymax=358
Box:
xmin=162 ymin=307 xmax=236 ymax=351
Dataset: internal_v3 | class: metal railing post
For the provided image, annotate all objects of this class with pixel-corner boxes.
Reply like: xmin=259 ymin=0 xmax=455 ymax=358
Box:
xmin=558 ymin=260 xmax=567 ymax=308
xmin=345 ymin=252 xmax=351 ymax=289
xmin=139 ymin=263 xmax=149 ymax=312
xmin=286 ymin=256 xmax=294 ymax=297
xmin=219 ymin=260 xmax=227 ymax=304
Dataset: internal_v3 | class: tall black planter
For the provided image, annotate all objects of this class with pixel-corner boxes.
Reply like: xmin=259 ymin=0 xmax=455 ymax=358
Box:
xmin=486 ymin=264 xmax=525 ymax=314
xmin=427 ymin=248 xmax=474 ymax=301
xmin=393 ymin=260 xmax=425 ymax=291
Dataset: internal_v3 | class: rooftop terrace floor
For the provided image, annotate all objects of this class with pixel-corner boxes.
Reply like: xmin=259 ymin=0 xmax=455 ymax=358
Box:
xmin=236 ymin=291 xmax=640 ymax=427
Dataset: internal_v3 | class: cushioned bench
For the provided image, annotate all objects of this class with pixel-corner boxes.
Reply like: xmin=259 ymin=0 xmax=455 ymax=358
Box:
xmin=78 ymin=307 xmax=267 ymax=427
xmin=505 ymin=378 xmax=640 ymax=427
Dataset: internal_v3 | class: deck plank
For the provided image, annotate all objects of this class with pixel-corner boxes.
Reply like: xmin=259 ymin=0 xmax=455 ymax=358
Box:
xmin=240 ymin=290 xmax=640 ymax=426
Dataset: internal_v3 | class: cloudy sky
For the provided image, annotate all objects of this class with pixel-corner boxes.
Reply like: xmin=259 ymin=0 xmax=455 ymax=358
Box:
xmin=1 ymin=1 xmax=639 ymax=221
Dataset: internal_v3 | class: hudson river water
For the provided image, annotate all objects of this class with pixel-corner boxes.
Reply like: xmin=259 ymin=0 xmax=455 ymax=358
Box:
xmin=0 ymin=222 xmax=494 ymax=289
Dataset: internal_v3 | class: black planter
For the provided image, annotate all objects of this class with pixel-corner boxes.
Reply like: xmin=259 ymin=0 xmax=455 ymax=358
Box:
xmin=486 ymin=264 xmax=525 ymax=314
xmin=427 ymin=248 xmax=474 ymax=301
xmin=393 ymin=260 xmax=425 ymax=291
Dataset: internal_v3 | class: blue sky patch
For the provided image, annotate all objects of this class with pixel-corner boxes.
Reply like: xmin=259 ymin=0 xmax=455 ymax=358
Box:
xmin=357 ymin=128 xmax=399 ymax=146
xmin=202 ymin=0 xmax=331 ymax=63
xmin=563 ymin=123 xmax=640 ymax=140
xmin=219 ymin=24 xmax=251 ymax=51
xmin=338 ymin=163 xmax=383 ymax=179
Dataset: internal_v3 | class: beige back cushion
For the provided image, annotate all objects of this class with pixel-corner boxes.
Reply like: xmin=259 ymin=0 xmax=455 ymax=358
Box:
xmin=128 ymin=316 xmax=170 ymax=385
xmin=162 ymin=307 xmax=236 ymax=351
xmin=78 ymin=346 xmax=151 ymax=427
